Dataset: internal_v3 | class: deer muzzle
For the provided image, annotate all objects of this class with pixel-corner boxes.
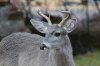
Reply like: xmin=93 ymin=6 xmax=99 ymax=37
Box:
xmin=40 ymin=44 xmax=48 ymax=50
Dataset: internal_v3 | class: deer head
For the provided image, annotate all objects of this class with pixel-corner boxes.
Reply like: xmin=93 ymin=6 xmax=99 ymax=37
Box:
xmin=30 ymin=10 xmax=77 ymax=50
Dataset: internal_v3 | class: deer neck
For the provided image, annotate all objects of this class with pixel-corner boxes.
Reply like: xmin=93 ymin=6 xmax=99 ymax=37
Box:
xmin=47 ymin=46 xmax=75 ymax=66
xmin=47 ymin=49 xmax=66 ymax=66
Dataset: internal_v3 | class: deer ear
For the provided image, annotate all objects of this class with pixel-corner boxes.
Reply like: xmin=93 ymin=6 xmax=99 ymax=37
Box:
xmin=63 ymin=19 xmax=77 ymax=33
xmin=30 ymin=19 xmax=49 ymax=33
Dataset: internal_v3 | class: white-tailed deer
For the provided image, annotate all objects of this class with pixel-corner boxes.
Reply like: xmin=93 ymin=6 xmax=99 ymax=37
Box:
xmin=0 ymin=10 xmax=77 ymax=66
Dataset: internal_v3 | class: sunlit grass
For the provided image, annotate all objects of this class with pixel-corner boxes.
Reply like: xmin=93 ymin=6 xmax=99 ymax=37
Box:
xmin=74 ymin=50 xmax=100 ymax=66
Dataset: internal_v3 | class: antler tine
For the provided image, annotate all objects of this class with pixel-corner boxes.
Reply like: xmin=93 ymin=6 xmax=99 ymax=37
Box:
xmin=59 ymin=11 xmax=71 ymax=27
xmin=38 ymin=9 xmax=52 ymax=25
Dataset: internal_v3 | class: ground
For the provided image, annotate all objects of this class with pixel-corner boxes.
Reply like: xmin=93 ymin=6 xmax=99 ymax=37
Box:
xmin=75 ymin=50 xmax=100 ymax=66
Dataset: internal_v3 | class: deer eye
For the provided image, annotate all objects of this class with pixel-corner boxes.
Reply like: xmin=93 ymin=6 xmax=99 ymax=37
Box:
xmin=54 ymin=32 xmax=61 ymax=37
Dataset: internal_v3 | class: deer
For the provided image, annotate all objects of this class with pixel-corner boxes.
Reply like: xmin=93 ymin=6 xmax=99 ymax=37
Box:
xmin=0 ymin=10 xmax=77 ymax=66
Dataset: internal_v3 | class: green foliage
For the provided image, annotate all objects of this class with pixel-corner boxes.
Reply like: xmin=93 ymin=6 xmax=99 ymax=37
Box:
xmin=74 ymin=51 xmax=100 ymax=66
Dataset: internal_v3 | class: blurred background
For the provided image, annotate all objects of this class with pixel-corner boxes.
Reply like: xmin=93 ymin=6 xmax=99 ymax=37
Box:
xmin=0 ymin=0 xmax=100 ymax=66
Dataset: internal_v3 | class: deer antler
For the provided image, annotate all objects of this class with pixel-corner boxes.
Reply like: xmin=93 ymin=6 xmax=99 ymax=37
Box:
xmin=38 ymin=9 xmax=52 ymax=25
xmin=59 ymin=11 xmax=71 ymax=27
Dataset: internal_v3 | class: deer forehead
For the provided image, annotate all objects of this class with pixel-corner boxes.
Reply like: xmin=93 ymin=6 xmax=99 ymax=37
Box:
xmin=46 ymin=24 xmax=65 ymax=34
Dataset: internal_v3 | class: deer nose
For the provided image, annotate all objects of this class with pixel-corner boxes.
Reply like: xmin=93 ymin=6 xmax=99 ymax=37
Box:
xmin=40 ymin=44 xmax=48 ymax=50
